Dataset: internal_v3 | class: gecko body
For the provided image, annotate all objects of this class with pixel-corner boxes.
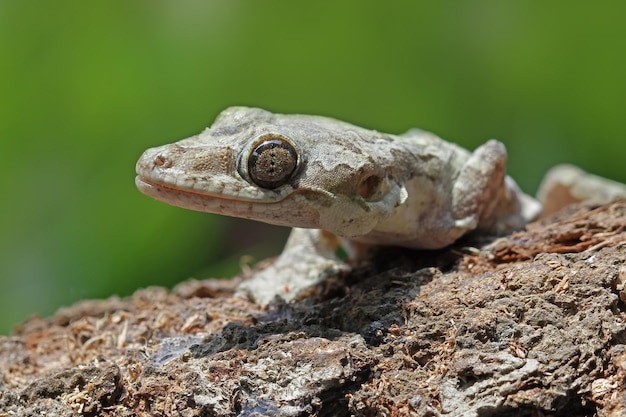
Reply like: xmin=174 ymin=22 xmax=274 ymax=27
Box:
xmin=136 ymin=107 xmax=543 ymax=302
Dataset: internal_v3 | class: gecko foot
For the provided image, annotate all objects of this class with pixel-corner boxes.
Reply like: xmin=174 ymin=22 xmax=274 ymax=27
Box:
xmin=235 ymin=228 xmax=350 ymax=304
xmin=236 ymin=256 xmax=350 ymax=304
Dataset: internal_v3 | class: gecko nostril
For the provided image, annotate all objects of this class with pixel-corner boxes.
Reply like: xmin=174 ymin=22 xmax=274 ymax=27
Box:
xmin=154 ymin=154 xmax=171 ymax=168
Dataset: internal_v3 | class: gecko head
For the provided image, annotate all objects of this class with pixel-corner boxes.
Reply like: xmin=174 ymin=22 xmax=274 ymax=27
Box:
xmin=135 ymin=106 xmax=408 ymax=237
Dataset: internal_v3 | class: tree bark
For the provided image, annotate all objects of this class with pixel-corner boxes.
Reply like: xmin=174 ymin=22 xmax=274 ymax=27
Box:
xmin=2 ymin=202 xmax=626 ymax=416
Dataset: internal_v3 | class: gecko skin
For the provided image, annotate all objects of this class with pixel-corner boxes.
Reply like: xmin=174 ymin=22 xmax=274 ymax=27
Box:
xmin=136 ymin=107 xmax=542 ymax=303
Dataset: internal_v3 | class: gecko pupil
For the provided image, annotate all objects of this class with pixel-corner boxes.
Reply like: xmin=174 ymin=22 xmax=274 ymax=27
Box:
xmin=248 ymin=136 xmax=298 ymax=189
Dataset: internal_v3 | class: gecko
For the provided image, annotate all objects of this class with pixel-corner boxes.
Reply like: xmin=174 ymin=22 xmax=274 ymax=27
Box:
xmin=135 ymin=107 xmax=626 ymax=304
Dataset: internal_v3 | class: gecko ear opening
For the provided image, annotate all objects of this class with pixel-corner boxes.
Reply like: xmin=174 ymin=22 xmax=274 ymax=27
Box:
xmin=357 ymin=174 xmax=407 ymax=205
xmin=357 ymin=175 xmax=384 ymax=200
xmin=361 ymin=177 xmax=408 ymax=216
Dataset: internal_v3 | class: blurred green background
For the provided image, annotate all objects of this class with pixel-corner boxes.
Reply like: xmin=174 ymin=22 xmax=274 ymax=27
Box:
xmin=1 ymin=2 xmax=625 ymax=334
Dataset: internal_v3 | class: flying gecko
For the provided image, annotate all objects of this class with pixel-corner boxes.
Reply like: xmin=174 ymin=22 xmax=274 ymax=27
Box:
xmin=135 ymin=107 xmax=626 ymax=303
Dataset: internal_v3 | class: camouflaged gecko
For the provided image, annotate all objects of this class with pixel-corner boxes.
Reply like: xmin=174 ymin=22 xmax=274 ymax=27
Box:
xmin=135 ymin=107 xmax=626 ymax=303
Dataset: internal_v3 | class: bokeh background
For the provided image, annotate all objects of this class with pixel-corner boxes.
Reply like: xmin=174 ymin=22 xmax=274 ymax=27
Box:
xmin=1 ymin=2 xmax=625 ymax=334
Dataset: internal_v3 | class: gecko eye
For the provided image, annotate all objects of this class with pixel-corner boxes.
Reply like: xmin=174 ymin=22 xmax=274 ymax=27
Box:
xmin=247 ymin=134 xmax=299 ymax=189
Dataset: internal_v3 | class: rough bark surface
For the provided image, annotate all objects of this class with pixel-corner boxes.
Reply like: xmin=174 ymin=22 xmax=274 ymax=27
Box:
xmin=2 ymin=202 xmax=626 ymax=417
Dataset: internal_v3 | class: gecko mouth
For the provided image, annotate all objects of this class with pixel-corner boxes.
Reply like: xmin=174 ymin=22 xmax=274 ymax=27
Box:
xmin=135 ymin=175 xmax=286 ymax=204
xmin=135 ymin=175 xmax=321 ymax=228
xmin=136 ymin=176 xmax=240 ymax=202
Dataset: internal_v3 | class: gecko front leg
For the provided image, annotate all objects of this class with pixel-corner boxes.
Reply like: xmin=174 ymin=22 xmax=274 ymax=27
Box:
xmin=236 ymin=228 xmax=350 ymax=304
xmin=451 ymin=140 xmax=541 ymax=236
